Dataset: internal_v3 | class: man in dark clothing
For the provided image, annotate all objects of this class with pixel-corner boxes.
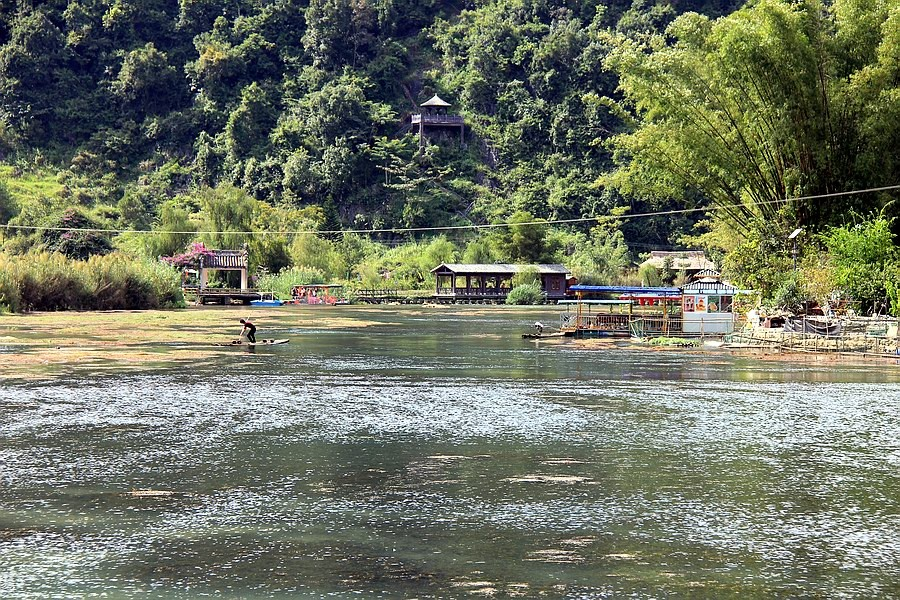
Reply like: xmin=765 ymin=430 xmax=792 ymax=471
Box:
xmin=239 ymin=318 xmax=257 ymax=343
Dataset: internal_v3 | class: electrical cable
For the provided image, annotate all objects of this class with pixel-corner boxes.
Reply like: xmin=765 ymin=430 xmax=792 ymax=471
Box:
xmin=2 ymin=184 xmax=898 ymax=237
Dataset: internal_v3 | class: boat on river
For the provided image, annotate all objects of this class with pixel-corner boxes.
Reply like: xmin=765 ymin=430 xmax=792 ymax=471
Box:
xmin=215 ymin=339 xmax=290 ymax=346
xmin=250 ymin=292 xmax=283 ymax=307
xmin=285 ymin=284 xmax=349 ymax=305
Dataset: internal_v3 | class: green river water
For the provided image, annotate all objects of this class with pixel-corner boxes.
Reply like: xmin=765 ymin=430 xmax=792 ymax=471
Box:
xmin=1 ymin=306 xmax=899 ymax=598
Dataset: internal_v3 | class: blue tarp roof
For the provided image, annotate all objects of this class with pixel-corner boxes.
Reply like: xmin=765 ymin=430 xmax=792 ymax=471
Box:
xmin=569 ymin=285 xmax=682 ymax=296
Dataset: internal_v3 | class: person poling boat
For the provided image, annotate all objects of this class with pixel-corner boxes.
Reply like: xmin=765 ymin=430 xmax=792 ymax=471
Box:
xmin=220 ymin=318 xmax=288 ymax=346
xmin=238 ymin=318 xmax=257 ymax=343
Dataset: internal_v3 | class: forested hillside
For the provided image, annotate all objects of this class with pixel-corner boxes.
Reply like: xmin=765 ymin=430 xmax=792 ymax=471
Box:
xmin=0 ymin=0 xmax=897 ymax=313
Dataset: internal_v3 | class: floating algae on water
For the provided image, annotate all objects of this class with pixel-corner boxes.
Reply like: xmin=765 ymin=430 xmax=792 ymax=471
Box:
xmin=122 ymin=490 xmax=178 ymax=498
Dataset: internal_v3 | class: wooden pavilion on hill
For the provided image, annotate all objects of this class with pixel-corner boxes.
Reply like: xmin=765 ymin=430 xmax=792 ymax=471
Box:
xmin=431 ymin=263 xmax=571 ymax=302
xmin=411 ymin=94 xmax=465 ymax=148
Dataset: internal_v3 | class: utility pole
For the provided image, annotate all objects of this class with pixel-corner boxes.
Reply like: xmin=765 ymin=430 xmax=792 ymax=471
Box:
xmin=789 ymin=228 xmax=802 ymax=271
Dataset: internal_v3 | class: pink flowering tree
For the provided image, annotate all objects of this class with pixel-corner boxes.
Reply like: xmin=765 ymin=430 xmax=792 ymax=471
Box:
xmin=161 ymin=242 xmax=217 ymax=268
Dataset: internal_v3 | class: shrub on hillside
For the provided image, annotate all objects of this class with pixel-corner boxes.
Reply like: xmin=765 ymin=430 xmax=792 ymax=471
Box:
xmin=17 ymin=252 xmax=88 ymax=310
xmin=0 ymin=257 xmax=20 ymax=312
xmin=771 ymin=273 xmax=808 ymax=313
xmin=41 ymin=208 xmax=114 ymax=260
xmin=84 ymin=254 xmax=183 ymax=310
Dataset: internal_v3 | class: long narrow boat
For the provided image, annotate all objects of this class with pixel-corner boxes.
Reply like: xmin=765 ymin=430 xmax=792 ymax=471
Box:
xmin=214 ymin=339 xmax=290 ymax=346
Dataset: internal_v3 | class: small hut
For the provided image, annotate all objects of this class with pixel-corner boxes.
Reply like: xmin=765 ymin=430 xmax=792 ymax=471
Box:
xmin=681 ymin=272 xmax=738 ymax=334
xmin=411 ymin=94 xmax=465 ymax=148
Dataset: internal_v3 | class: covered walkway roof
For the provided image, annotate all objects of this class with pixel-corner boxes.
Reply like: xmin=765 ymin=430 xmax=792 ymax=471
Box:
xmin=569 ymin=285 xmax=682 ymax=297
xmin=431 ymin=263 xmax=570 ymax=275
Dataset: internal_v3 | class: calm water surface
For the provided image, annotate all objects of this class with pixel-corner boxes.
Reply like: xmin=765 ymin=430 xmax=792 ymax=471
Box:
xmin=1 ymin=306 xmax=899 ymax=598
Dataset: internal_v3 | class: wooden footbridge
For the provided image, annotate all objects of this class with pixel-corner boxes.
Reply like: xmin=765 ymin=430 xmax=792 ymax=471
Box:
xmin=356 ymin=289 xmax=429 ymax=304
xmin=355 ymin=289 xmax=508 ymax=305
xmin=183 ymin=287 xmax=262 ymax=305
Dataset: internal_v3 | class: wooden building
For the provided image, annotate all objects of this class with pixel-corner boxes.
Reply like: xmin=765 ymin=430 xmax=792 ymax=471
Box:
xmin=431 ymin=263 xmax=571 ymax=301
xmin=560 ymin=279 xmax=746 ymax=338
xmin=562 ymin=285 xmax=682 ymax=338
xmin=411 ymin=94 xmax=465 ymax=148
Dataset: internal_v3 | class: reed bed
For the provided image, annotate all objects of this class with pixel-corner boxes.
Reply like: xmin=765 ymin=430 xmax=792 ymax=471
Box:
xmin=0 ymin=252 xmax=184 ymax=313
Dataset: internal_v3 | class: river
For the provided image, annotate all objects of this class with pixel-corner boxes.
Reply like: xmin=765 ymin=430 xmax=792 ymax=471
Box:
xmin=1 ymin=306 xmax=899 ymax=598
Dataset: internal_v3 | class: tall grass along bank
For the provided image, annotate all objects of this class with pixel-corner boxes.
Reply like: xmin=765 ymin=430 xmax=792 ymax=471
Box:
xmin=0 ymin=252 xmax=184 ymax=313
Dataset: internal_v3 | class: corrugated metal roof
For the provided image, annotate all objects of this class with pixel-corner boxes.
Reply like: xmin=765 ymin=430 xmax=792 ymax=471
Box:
xmin=683 ymin=280 xmax=738 ymax=292
xmin=431 ymin=263 xmax=570 ymax=275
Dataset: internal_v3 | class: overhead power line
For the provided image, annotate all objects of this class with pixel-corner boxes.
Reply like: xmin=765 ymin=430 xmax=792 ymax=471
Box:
xmin=2 ymin=184 xmax=898 ymax=237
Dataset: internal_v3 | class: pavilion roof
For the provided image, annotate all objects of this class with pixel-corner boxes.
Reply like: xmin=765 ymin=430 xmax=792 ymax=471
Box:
xmin=431 ymin=263 xmax=569 ymax=275
xmin=421 ymin=94 xmax=451 ymax=107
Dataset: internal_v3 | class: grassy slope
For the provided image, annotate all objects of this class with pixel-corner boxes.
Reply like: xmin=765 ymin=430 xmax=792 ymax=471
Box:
xmin=0 ymin=165 xmax=63 ymax=203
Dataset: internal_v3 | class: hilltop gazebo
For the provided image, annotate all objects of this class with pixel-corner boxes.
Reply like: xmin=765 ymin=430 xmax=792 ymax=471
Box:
xmin=411 ymin=94 xmax=465 ymax=148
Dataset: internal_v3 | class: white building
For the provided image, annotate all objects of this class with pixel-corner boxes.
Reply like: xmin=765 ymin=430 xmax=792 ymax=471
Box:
xmin=681 ymin=271 xmax=739 ymax=334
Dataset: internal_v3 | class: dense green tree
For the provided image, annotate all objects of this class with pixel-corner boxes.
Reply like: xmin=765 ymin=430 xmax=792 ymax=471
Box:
xmin=197 ymin=184 xmax=256 ymax=250
xmin=462 ymin=237 xmax=499 ymax=264
xmin=562 ymin=226 xmax=631 ymax=284
xmin=0 ymin=10 xmax=69 ymax=144
xmin=111 ymin=43 xmax=183 ymax=118
xmin=132 ymin=197 xmax=193 ymax=255
xmin=496 ymin=210 xmax=558 ymax=263
xmin=303 ymin=0 xmax=381 ymax=71
xmin=603 ymin=0 xmax=900 ymax=242
xmin=225 ymin=82 xmax=279 ymax=162
xmin=0 ymin=179 xmax=15 ymax=225
xmin=178 ymin=0 xmax=240 ymax=35
xmin=821 ymin=214 xmax=898 ymax=314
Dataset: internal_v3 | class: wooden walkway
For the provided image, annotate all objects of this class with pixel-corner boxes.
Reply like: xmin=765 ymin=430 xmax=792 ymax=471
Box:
xmin=355 ymin=289 xmax=508 ymax=305
xmin=185 ymin=287 xmax=262 ymax=305
xmin=356 ymin=289 xmax=431 ymax=304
